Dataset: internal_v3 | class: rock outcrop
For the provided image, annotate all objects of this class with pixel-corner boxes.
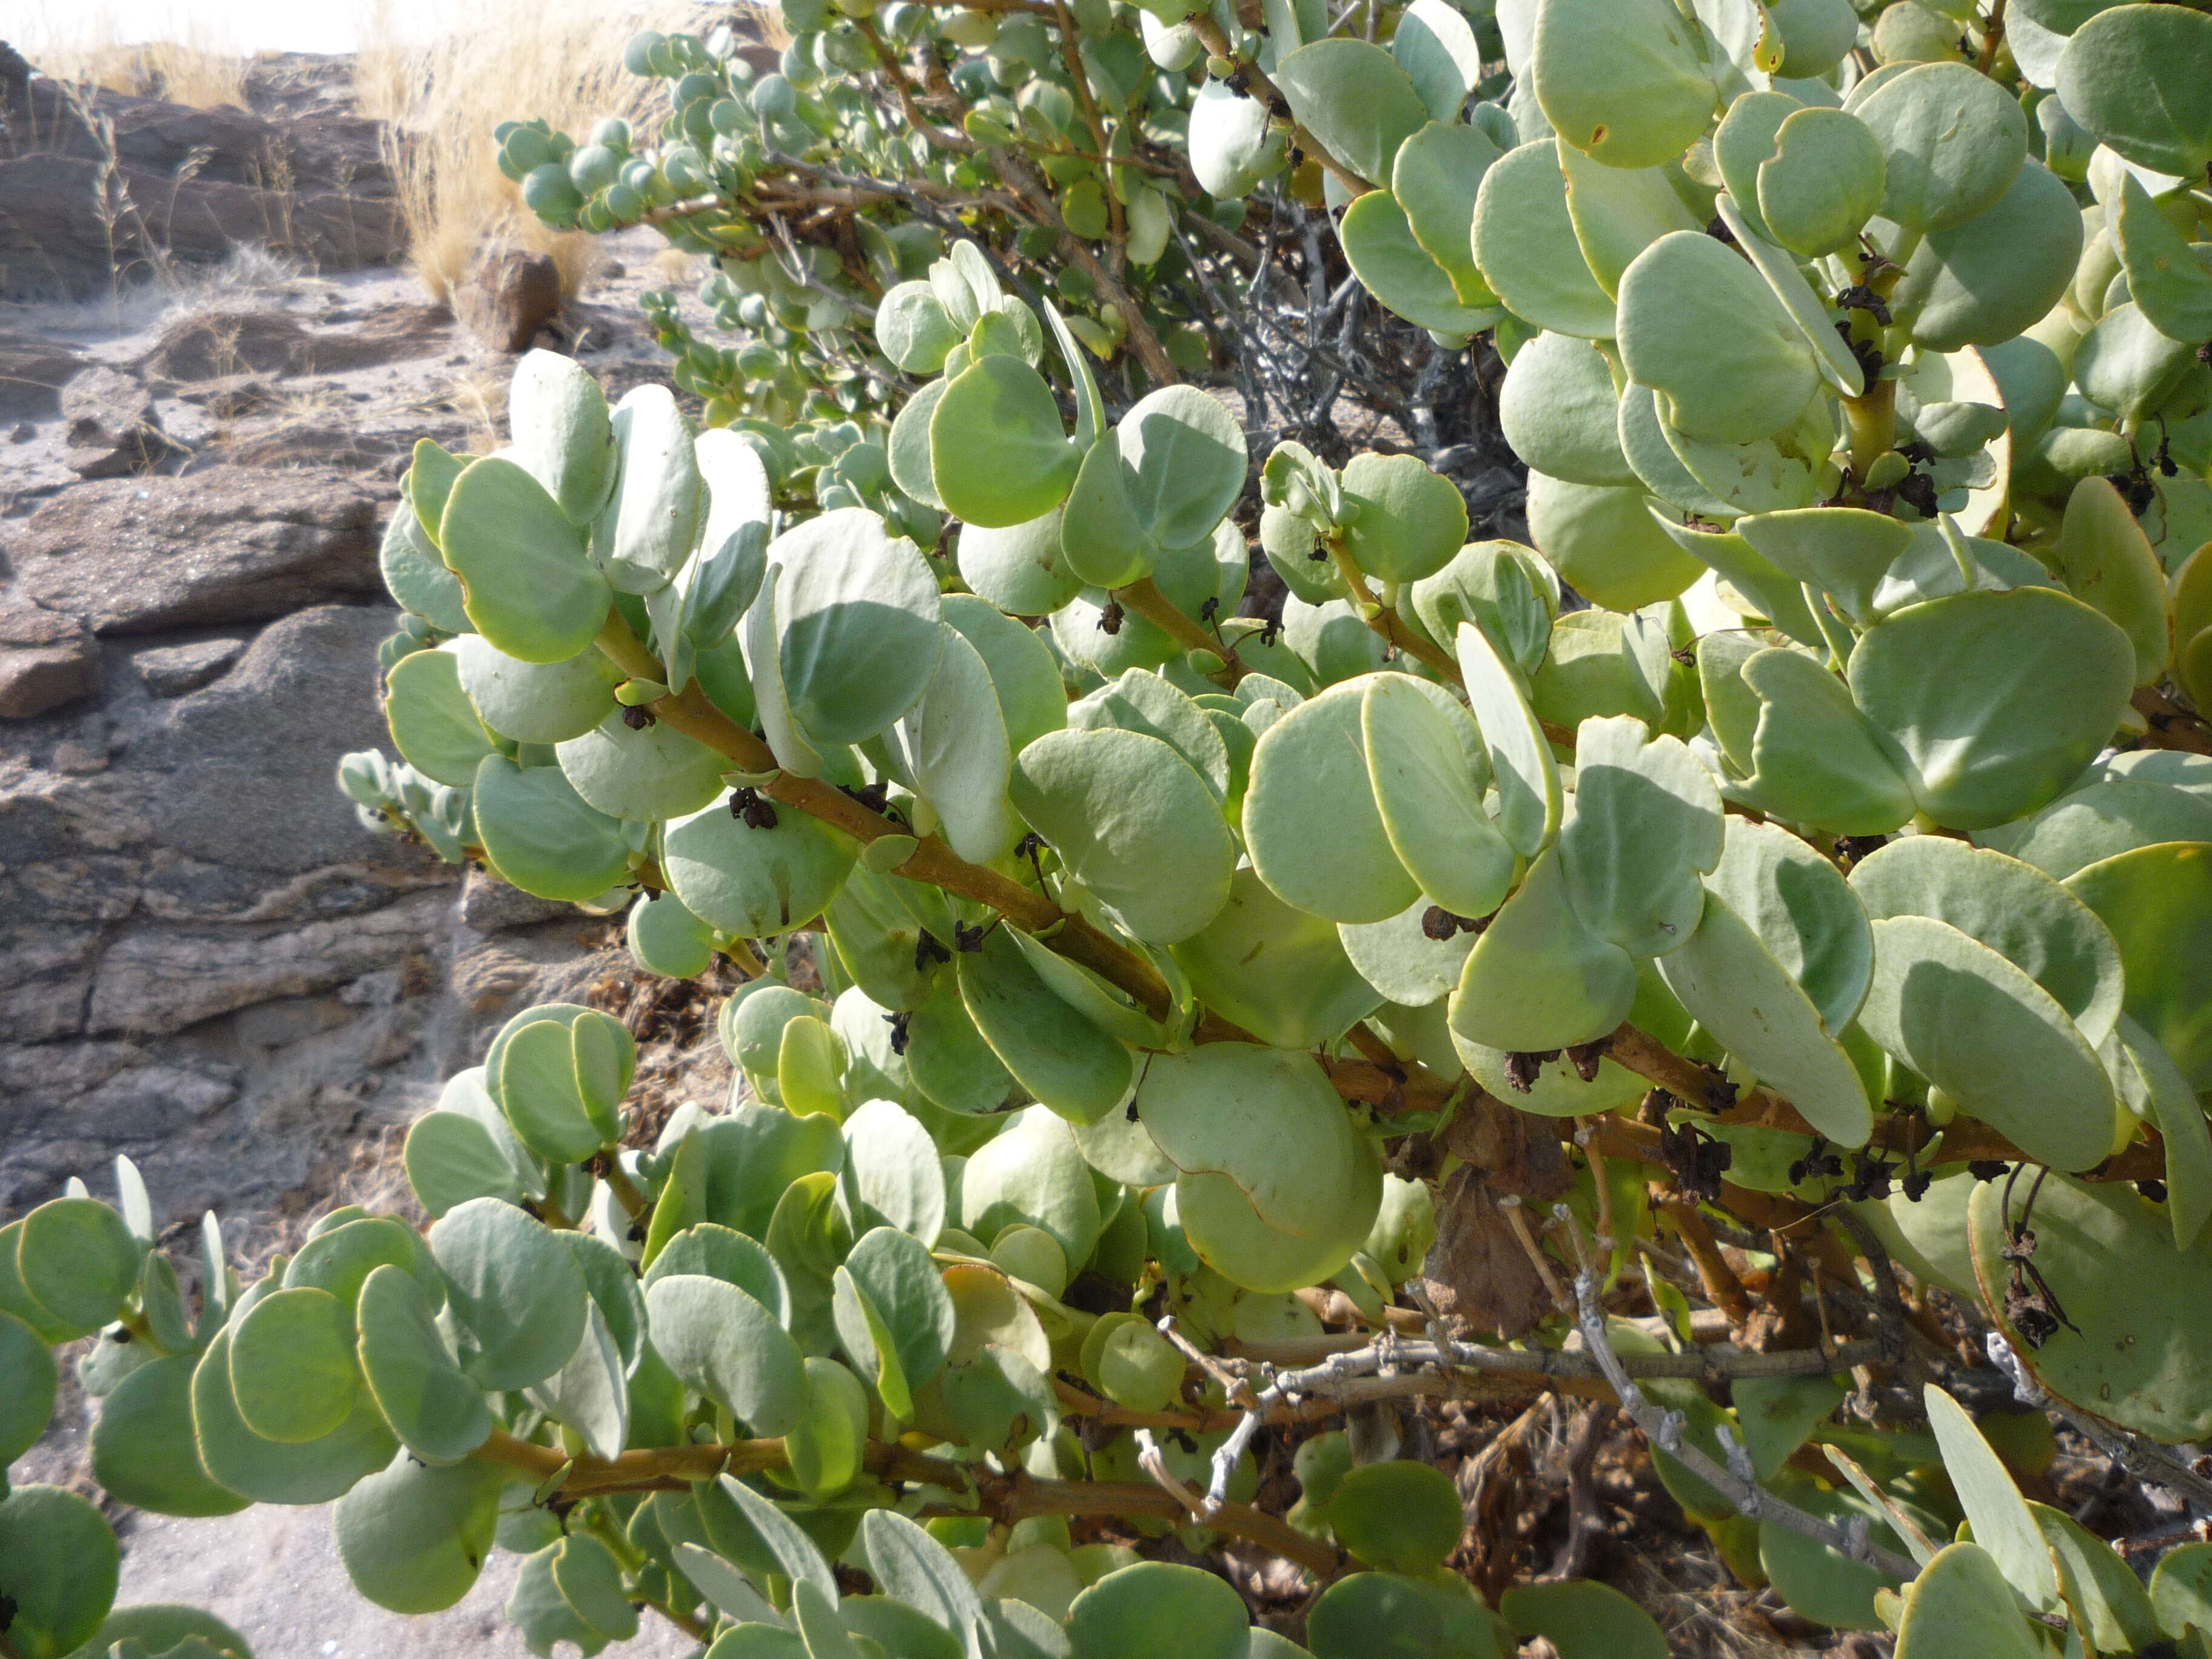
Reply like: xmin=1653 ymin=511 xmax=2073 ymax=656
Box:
xmin=0 ymin=40 xmax=404 ymax=299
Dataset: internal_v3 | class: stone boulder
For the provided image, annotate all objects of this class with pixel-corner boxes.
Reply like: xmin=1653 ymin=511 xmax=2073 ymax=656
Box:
xmin=5 ymin=466 xmax=387 ymax=634
xmin=457 ymin=249 xmax=564 ymax=354
xmin=58 ymin=364 xmax=186 ymax=477
xmin=0 ymin=605 xmax=98 ymax=719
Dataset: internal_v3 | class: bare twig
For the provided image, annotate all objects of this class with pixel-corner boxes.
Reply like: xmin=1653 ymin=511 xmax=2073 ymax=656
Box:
xmin=1557 ymin=1209 xmax=1920 ymax=1581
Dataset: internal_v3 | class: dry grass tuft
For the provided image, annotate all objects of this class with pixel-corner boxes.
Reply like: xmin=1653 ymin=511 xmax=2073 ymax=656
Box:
xmin=16 ymin=2 xmax=249 ymax=110
xmin=357 ymin=0 xmax=714 ymax=307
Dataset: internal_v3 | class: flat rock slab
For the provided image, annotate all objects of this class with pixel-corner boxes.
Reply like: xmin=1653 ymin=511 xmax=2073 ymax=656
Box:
xmin=134 ymin=637 xmax=246 ymax=697
xmin=0 ymin=604 xmax=98 ymax=719
xmin=6 ymin=466 xmax=387 ymax=634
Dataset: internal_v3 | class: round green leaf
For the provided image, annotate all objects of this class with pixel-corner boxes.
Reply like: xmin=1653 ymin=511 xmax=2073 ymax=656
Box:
xmin=1341 ymin=189 xmax=1495 ymax=336
xmin=1501 ymin=1580 xmax=1667 ymax=1659
xmin=897 ymin=624 xmax=1014 ymax=864
xmin=1528 ymin=471 xmax=1708 ymax=611
xmin=1854 ymin=60 xmax=2029 ymax=231
xmin=89 ymin=1353 xmax=247 ymax=1517
xmin=957 ymin=928 xmax=1134 ymax=1126
xmin=0 ymin=1486 xmax=118 ymax=1659
xmin=957 ymin=509 xmax=1084 ymax=618
xmin=1969 ymin=1175 xmax=2212 ymax=1443
xmin=509 ymin=348 xmax=615 ymax=529
xmin=1849 ymin=588 xmax=2135 ymax=831
xmin=1991 ymin=779 xmax=2212 ymax=880
xmin=0 ymin=1307 xmax=55 ymax=1466
xmin=439 ymin=455 xmax=611 ymax=665
xmin=471 ymin=754 xmax=632 ymax=903
xmin=334 ymin=1452 xmax=502 ymax=1614
xmin=960 ymin=1106 xmax=1102 ymax=1269
xmin=646 ymin=1273 xmax=809 ymax=1434
xmin=1172 ymin=866 xmax=1387 ymax=1050
xmin=427 ymin=1198 xmax=590 ymax=1391
xmin=1704 ymin=816 xmax=1872 ymax=1035
xmin=1011 ymin=726 xmax=1235 ymax=944
xmin=1450 ymin=845 xmax=1638 ymax=1051
xmin=942 ymin=594 xmax=1068 ymax=758
xmin=1849 ymin=836 xmax=2124 ymax=1048
xmin=556 ymin=710 xmax=726 ymax=822
xmin=1339 ymin=454 xmax=1468 ymax=583
xmin=2115 ymin=173 xmax=2212 ymax=346
xmin=877 ymin=281 xmax=962 ymax=375
xmin=357 ymin=1263 xmax=495 ymax=1464
xmin=69 ymin=1605 xmax=250 ymax=1659
xmin=1360 ymin=674 xmax=1513 ymax=921
xmin=1893 ymin=159 xmax=2085 ymax=351
xmin=1471 ymin=139 xmax=1618 ymax=339
xmin=629 ymin=888 xmax=716 ymax=979
xmin=1618 ymin=231 xmax=1820 ymax=445
xmin=229 ymin=1285 xmax=361 ymax=1444
xmin=380 ymin=508 xmax=471 ymax=635
xmin=189 ymin=1324 xmax=397 ymax=1505
xmin=1339 ymin=900 xmax=1476 ymax=1007
xmin=930 ymin=355 xmax=1078 ymax=529
xmin=2056 ymin=4 xmax=2212 ymax=178
xmin=906 ymin=974 xmax=1015 ymax=1116
xmin=2065 ymin=840 xmax=2212 ymax=1088
xmin=16 ymin=1198 xmax=140 ymax=1334
xmin=1894 ymin=1543 xmax=2047 ymax=1659
xmin=1069 ymin=1561 xmax=1251 ymax=1659
xmin=774 ymin=508 xmax=945 ymax=745
xmin=1728 ymin=646 xmax=1917 ymax=833
xmin=1139 ymin=1043 xmax=1382 ymax=1248
xmin=1758 ymin=107 xmax=1886 ymax=256
xmin=1394 ymin=121 xmax=1503 ymax=309
xmin=1858 ymin=914 xmax=2117 ymax=1171
xmin=663 ymin=791 xmax=858 ymax=938
xmin=1557 ymin=715 xmax=1723 ymax=957
xmin=1245 ymin=678 xmax=1419 ymax=924
xmin=1530 ymin=0 xmax=1719 ymax=170
xmin=1308 ymin=1572 xmax=1512 ymax=1659
xmin=1327 ymin=1460 xmax=1463 ymax=1574
xmin=1114 ymin=386 xmax=1248 ymax=551
xmin=1658 ymin=891 xmax=1874 ymax=1144
xmin=449 ymin=633 xmax=619 ymax=745
xmin=1273 ymin=39 xmax=1429 ymax=186
xmin=1499 ymin=330 xmax=1635 ymax=488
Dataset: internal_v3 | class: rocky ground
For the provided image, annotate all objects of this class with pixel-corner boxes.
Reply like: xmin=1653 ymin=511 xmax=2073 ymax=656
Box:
xmin=1 ymin=42 xmax=730 ymax=1654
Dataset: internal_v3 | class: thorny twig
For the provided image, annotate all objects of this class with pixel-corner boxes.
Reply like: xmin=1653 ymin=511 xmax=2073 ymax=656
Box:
xmin=1557 ymin=1207 xmax=1920 ymax=1581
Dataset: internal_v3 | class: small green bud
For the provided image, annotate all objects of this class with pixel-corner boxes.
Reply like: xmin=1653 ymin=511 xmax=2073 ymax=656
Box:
xmin=615 ymin=679 xmax=669 ymax=706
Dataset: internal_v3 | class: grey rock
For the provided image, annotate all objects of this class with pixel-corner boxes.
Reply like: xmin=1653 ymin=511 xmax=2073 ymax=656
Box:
xmin=0 ymin=330 xmax=83 ymax=418
xmin=143 ymin=303 xmax=452 ymax=383
xmin=60 ymin=365 xmax=184 ymax=477
xmin=130 ymin=605 xmax=412 ymax=879
xmin=6 ymin=469 xmax=387 ymax=634
xmin=135 ymin=636 xmax=245 ymax=697
xmin=0 ymin=64 xmax=403 ymax=300
xmin=86 ymin=885 xmax=452 ymax=1037
xmin=0 ymin=605 xmax=98 ymax=719
xmin=457 ymin=248 xmax=563 ymax=354
xmin=459 ymin=865 xmax=575 ymax=933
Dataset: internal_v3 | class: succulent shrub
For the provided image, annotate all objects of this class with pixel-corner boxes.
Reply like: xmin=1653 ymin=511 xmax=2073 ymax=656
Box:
xmin=13 ymin=1 xmax=2212 ymax=1655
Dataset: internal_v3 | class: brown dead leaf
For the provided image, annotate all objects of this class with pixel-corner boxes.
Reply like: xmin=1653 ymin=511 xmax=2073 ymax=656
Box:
xmin=1422 ymin=1165 xmax=1557 ymax=1342
xmin=1442 ymin=1091 xmax=1574 ymax=1203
